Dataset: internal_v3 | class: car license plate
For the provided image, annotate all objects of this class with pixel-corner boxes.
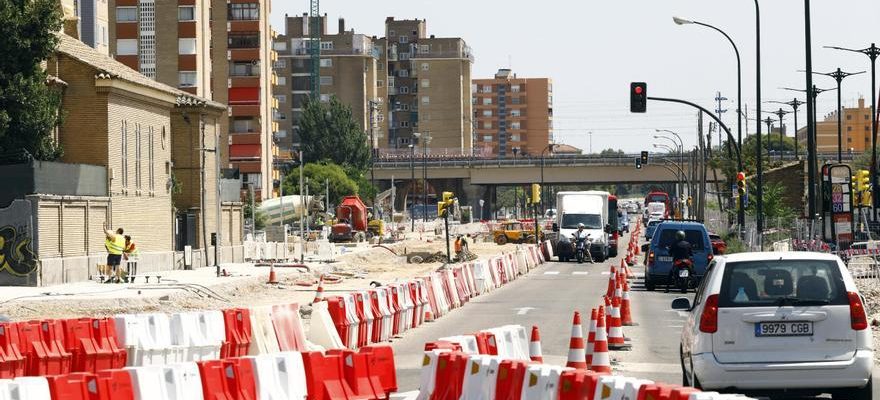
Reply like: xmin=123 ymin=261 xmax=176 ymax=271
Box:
xmin=755 ymin=321 xmax=813 ymax=337
xmin=658 ymin=256 xmax=673 ymax=262
xmin=678 ymin=269 xmax=689 ymax=278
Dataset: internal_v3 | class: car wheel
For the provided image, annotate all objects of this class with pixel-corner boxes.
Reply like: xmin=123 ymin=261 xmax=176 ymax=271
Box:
xmin=844 ymin=379 xmax=872 ymax=400
xmin=495 ymin=235 xmax=508 ymax=245
xmin=680 ymin=346 xmax=690 ymax=387
xmin=645 ymin=275 xmax=656 ymax=291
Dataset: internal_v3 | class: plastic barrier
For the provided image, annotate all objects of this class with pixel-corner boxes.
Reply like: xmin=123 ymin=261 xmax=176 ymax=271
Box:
xmin=388 ymin=287 xmax=402 ymax=337
xmin=459 ymin=355 xmax=502 ymax=400
xmin=416 ymin=350 xmax=448 ymax=400
xmin=637 ymin=383 xmax=679 ymax=400
xmin=306 ymin=301 xmax=345 ymax=351
xmin=437 ymin=335 xmax=479 ymax=355
xmin=114 ymin=313 xmax=185 ymax=367
xmin=170 ymin=311 xmax=225 ymax=362
xmin=61 ymin=318 xmax=126 ymax=373
xmin=343 ymin=294 xmax=362 ymax=349
xmin=472 ymin=332 xmax=496 ymax=355
xmin=594 ymin=375 xmax=653 ymax=400
xmin=359 ymin=346 xmax=397 ymax=396
xmin=126 ymin=362 xmax=204 ymax=400
xmin=494 ymin=360 xmax=528 ymax=400
xmin=521 ymin=364 xmax=567 ymax=400
xmin=271 ymin=304 xmax=309 ymax=352
xmin=221 ymin=309 xmax=253 ymax=359
xmin=429 ymin=351 xmax=469 ymax=400
xmin=95 ymin=369 xmax=136 ymax=400
xmin=0 ymin=322 xmax=26 ymax=378
xmin=557 ymin=370 xmax=602 ymax=400
xmin=248 ymin=306 xmax=282 ymax=356
xmin=482 ymin=326 xmax=529 ymax=360
xmin=196 ymin=358 xmax=258 ymax=400
xmin=244 ymin=352 xmax=308 ymax=400
xmin=408 ymin=282 xmax=422 ymax=329
xmin=370 ymin=289 xmax=393 ymax=344
xmin=326 ymin=349 xmax=385 ymax=399
xmin=46 ymin=373 xmax=103 ymax=400
xmin=301 ymin=351 xmax=355 ymax=400
xmin=354 ymin=292 xmax=373 ymax=348
xmin=0 ymin=376 xmax=51 ymax=399
xmin=15 ymin=320 xmax=72 ymax=375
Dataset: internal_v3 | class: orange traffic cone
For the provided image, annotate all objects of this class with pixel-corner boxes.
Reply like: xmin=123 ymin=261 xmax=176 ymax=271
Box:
xmin=615 ymin=276 xmax=624 ymax=300
xmin=634 ymin=241 xmax=641 ymax=255
xmin=608 ymin=296 xmax=631 ymax=350
xmin=604 ymin=296 xmax=613 ymax=333
xmin=529 ymin=326 xmax=544 ymax=363
xmin=606 ymin=265 xmax=617 ymax=298
xmin=621 ymin=279 xmax=637 ymax=326
xmin=565 ymin=311 xmax=588 ymax=369
xmin=267 ymin=264 xmax=279 ymax=284
xmin=590 ymin=306 xmax=612 ymax=373
xmin=311 ymin=274 xmax=326 ymax=303
xmin=586 ymin=308 xmax=598 ymax=369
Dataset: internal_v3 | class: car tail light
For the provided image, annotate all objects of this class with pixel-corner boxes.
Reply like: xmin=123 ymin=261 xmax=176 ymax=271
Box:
xmin=647 ymin=251 xmax=654 ymax=267
xmin=848 ymin=291 xmax=868 ymax=331
xmin=707 ymin=253 xmax=714 ymax=262
xmin=699 ymin=294 xmax=719 ymax=333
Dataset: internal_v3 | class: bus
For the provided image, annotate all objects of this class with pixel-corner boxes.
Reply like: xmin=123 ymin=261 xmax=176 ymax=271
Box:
xmin=644 ymin=191 xmax=672 ymax=218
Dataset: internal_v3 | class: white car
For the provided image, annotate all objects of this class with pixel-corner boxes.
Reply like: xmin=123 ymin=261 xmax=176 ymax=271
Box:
xmin=672 ymin=252 xmax=873 ymax=399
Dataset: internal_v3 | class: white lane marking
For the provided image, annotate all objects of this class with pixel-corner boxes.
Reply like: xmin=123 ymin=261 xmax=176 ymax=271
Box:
xmin=544 ymin=271 xmax=561 ymax=275
xmin=390 ymin=391 xmax=420 ymax=400
xmin=573 ymin=271 xmax=589 ymax=275
xmin=514 ymin=307 xmax=537 ymax=315
xmin=601 ymin=271 xmax=611 ymax=275
xmin=615 ymin=362 xmax=680 ymax=373
xmin=668 ymin=325 xmax=684 ymax=329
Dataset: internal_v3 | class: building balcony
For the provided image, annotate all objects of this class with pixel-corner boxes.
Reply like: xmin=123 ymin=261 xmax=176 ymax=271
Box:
xmin=230 ymin=75 xmax=260 ymax=88
xmin=229 ymin=48 xmax=260 ymax=62
xmin=230 ymin=132 xmax=262 ymax=145
xmin=231 ymin=105 xmax=261 ymax=117
xmin=232 ymin=160 xmax=262 ymax=174
xmin=229 ymin=20 xmax=260 ymax=33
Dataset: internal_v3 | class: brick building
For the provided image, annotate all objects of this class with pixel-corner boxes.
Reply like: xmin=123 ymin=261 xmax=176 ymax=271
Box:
xmin=473 ymin=69 xmax=553 ymax=157
xmin=797 ymin=98 xmax=874 ymax=153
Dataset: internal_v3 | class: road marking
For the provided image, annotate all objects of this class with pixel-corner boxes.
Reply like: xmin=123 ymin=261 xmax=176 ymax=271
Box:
xmin=665 ymin=310 xmax=691 ymax=319
xmin=601 ymin=271 xmax=611 ymax=275
xmin=544 ymin=271 xmax=560 ymax=275
xmin=390 ymin=391 xmax=420 ymax=400
xmin=615 ymin=362 xmax=680 ymax=373
xmin=668 ymin=325 xmax=684 ymax=329
xmin=514 ymin=307 xmax=537 ymax=315
xmin=573 ymin=271 xmax=589 ymax=275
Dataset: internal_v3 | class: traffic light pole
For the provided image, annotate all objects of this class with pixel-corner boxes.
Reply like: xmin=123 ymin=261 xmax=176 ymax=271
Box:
xmin=648 ymin=96 xmax=745 ymax=237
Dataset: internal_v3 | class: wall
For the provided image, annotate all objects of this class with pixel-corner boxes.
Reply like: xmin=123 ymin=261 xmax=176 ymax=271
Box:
xmin=758 ymin=162 xmax=805 ymax=216
xmin=0 ymin=161 xmax=107 ymax=207
xmin=0 ymin=200 xmax=38 ymax=286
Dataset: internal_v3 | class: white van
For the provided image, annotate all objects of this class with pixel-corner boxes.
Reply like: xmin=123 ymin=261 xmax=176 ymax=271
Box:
xmin=553 ymin=191 xmax=610 ymax=262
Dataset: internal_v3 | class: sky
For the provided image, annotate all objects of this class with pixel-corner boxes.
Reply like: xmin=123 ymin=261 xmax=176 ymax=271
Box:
xmin=271 ymin=0 xmax=880 ymax=153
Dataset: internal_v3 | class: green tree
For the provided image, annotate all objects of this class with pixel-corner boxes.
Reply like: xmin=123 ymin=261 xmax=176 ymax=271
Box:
xmin=297 ymin=96 xmax=370 ymax=174
xmin=243 ymin=189 xmax=268 ymax=230
xmin=0 ymin=0 xmax=64 ymax=160
xmin=746 ymin=181 xmax=794 ymax=222
xmin=598 ymin=148 xmax=625 ymax=157
xmin=282 ymin=162 xmax=359 ymax=206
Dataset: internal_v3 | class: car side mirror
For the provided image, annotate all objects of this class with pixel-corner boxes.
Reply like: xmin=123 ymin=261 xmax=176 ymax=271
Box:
xmin=552 ymin=223 xmax=559 ymax=232
xmin=671 ymin=297 xmax=691 ymax=310
xmin=641 ymin=244 xmax=650 ymax=252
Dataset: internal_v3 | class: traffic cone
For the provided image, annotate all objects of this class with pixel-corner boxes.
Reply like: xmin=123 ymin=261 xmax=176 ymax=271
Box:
xmin=590 ymin=306 xmax=612 ymax=373
xmin=311 ymin=274 xmax=326 ymax=303
xmin=634 ymin=241 xmax=641 ymax=255
xmin=586 ymin=308 xmax=598 ymax=369
xmin=615 ymin=276 xmax=624 ymax=300
xmin=621 ymin=279 xmax=637 ymax=326
xmin=606 ymin=265 xmax=617 ymax=298
xmin=529 ymin=326 xmax=544 ymax=363
xmin=565 ymin=311 xmax=588 ymax=369
xmin=608 ymin=296 xmax=631 ymax=350
xmin=604 ymin=296 xmax=613 ymax=333
xmin=267 ymin=264 xmax=279 ymax=284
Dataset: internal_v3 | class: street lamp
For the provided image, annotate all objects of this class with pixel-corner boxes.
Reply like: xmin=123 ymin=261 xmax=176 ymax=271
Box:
xmin=413 ymin=132 xmax=431 ymax=222
xmin=772 ymin=108 xmax=790 ymax=159
xmin=767 ymin=99 xmax=806 ymax=160
xmin=540 ymin=144 xmax=559 ymax=215
xmin=654 ymin=144 xmax=684 ymax=201
xmin=673 ymin=17 xmax=743 ymax=149
xmin=806 ymin=68 xmax=865 ymax=162
xmin=512 ymin=147 xmax=520 ymax=219
xmin=409 ymin=144 xmax=415 ymax=231
xmin=825 ymin=43 xmax=879 ymax=213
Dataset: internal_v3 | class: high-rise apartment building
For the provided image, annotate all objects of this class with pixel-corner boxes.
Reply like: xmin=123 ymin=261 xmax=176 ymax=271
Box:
xmin=378 ymin=18 xmax=474 ymax=153
xmin=60 ymin=0 xmax=110 ymax=55
xmin=473 ymin=69 xmax=553 ymax=157
xmin=797 ymin=98 xmax=874 ymax=153
xmin=107 ymin=0 xmax=277 ymax=200
xmin=273 ymin=15 xmax=380 ymax=152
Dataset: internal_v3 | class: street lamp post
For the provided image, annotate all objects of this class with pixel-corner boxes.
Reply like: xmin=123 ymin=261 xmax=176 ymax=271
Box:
xmin=540 ymin=144 xmax=559 ymax=215
xmin=782 ymin=85 xmax=835 ymax=214
xmin=409 ymin=144 xmax=415 ymax=231
xmin=768 ymin=99 xmax=806 ymax=160
xmin=753 ymin=0 xmax=765 ymax=243
xmin=762 ymin=117 xmax=775 ymax=157
xmin=413 ymin=132 xmax=431 ymax=223
xmin=810 ymin=68 xmax=866 ymax=162
xmin=655 ymin=144 xmax=684 ymax=202
xmin=513 ymin=147 xmax=520 ymax=219
xmin=773 ymin=108 xmax=790 ymax=158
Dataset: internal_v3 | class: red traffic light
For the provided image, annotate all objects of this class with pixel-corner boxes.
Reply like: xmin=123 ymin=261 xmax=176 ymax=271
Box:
xmin=634 ymin=86 xmax=643 ymax=94
xmin=736 ymin=172 xmax=746 ymax=181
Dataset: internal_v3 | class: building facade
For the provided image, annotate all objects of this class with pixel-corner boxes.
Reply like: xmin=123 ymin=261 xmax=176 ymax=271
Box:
xmin=107 ymin=0 xmax=277 ymax=200
xmin=797 ymin=98 xmax=874 ymax=153
xmin=473 ymin=69 xmax=553 ymax=157
xmin=273 ymin=14 xmax=380 ymax=152
xmin=60 ymin=0 xmax=110 ymax=55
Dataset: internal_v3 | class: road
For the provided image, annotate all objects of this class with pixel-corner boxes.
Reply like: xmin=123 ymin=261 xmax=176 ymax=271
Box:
xmin=388 ymin=233 xmax=880 ymax=399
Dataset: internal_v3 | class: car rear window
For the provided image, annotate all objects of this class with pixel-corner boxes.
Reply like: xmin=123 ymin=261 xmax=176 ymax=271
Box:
xmin=718 ymin=260 xmax=848 ymax=307
xmin=657 ymin=228 xmax=706 ymax=250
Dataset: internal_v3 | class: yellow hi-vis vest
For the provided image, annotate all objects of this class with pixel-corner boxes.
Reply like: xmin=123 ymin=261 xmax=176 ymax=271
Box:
xmin=105 ymin=235 xmax=125 ymax=255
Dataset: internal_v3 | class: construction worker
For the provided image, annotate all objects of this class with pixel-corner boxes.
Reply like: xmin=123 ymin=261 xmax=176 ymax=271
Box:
xmin=123 ymin=235 xmax=139 ymax=280
xmin=104 ymin=225 xmax=126 ymax=283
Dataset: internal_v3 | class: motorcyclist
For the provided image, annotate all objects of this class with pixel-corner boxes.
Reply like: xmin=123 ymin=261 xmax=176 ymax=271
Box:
xmin=572 ymin=223 xmax=591 ymax=262
xmin=668 ymin=230 xmax=693 ymax=292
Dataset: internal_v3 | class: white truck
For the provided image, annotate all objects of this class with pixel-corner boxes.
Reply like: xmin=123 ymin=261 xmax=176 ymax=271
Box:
xmin=552 ymin=191 xmax=611 ymax=262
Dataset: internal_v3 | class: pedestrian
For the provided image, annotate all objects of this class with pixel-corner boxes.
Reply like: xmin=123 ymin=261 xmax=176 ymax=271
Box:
xmin=123 ymin=235 xmax=139 ymax=280
xmin=104 ymin=225 xmax=126 ymax=283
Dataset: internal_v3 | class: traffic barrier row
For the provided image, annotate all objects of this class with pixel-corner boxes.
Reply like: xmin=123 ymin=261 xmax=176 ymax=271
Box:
xmin=0 ymin=318 xmax=126 ymax=378
xmin=424 ymin=325 xmax=531 ymax=362
xmin=0 ymin=345 xmax=397 ymax=400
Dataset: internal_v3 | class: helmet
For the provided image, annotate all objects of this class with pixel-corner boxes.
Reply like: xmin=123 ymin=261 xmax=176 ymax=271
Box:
xmin=578 ymin=223 xmax=585 ymax=229
xmin=676 ymin=230 xmax=686 ymax=240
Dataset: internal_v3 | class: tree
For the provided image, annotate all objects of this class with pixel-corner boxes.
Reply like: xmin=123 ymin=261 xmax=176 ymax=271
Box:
xmin=297 ymin=96 xmax=370 ymax=174
xmin=282 ymin=162 xmax=359 ymax=206
xmin=598 ymin=148 xmax=625 ymax=157
xmin=243 ymin=189 xmax=268 ymax=230
xmin=0 ymin=0 xmax=64 ymax=160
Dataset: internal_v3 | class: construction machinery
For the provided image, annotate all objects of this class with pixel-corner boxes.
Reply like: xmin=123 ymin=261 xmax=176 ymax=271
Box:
xmin=492 ymin=221 xmax=542 ymax=245
xmin=329 ymin=196 xmax=368 ymax=243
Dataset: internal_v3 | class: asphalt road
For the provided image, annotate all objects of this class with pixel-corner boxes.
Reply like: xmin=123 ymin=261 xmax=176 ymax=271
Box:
xmin=388 ymin=231 xmax=880 ymax=399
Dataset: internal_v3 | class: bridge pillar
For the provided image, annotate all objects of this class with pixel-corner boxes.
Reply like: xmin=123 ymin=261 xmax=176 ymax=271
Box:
xmin=461 ymin=180 xmax=493 ymax=221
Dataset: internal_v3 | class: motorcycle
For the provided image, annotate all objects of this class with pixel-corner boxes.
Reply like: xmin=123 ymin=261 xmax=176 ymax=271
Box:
xmin=572 ymin=233 xmax=594 ymax=264
xmin=671 ymin=258 xmax=694 ymax=293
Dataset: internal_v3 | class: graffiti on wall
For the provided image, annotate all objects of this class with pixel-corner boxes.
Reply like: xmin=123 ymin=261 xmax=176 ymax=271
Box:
xmin=0 ymin=225 xmax=36 ymax=277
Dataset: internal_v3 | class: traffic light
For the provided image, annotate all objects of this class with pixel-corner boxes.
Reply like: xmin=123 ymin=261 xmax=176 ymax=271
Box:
xmin=630 ymin=82 xmax=647 ymax=113
xmin=438 ymin=191 xmax=455 ymax=217
xmin=635 ymin=158 xmax=642 ymax=169
xmin=531 ymin=184 xmax=541 ymax=205
xmin=640 ymin=151 xmax=649 ymax=165
xmin=736 ymin=171 xmax=747 ymax=196
xmin=858 ymin=170 xmax=872 ymax=207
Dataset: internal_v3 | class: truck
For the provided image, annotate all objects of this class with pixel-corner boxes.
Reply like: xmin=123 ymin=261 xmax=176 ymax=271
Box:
xmin=552 ymin=191 xmax=612 ymax=262
xmin=329 ymin=196 xmax=369 ymax=243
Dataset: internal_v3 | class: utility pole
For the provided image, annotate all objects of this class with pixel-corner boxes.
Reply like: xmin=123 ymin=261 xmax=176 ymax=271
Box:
xmin=369 ymin=100 xmax=379 ymax=215
xmin=298 ymin=150 xmax=304 ymax=263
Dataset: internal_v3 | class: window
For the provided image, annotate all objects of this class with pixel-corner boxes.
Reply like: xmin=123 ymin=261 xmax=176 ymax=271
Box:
xmin=847 ymin=114 xmax=852 ymax=120
xmin=718 ymin=260 xmax=846 ymax=307
xmin=273 ymin=41 xmax=287 ymax=51
xmin=228 ymin=33 xmax=259 ymax=49
xmin=511 ymin=85 xmax=521 ymax=93
xmin=149 ymin=127 xmax=154 ymax=191
xmin=421 ymin=79 xmax=429 ymax=88
xmin=399 ymin=52 xmax=410 ymax=60
xmin=273 ymin=59 xmax=285 ymax=69
xmin=482 ymin=98 xmax=492 ymax=105
xmin=228 ymin=3 xmax=259 ymax=20
xmin=510 ymin=134 xmax=521 ymax=141
xmin=178 ymin=38 xmax=197 ymax=55
xmin=867 ymin=114 xmax=871 ymax=120
xmin=387 ymin=77 xmax=395 ymax=88
xmin=231 ymin=61 xmax=257 ymax=76
xmin=511 ymin=97 xmax=521 ymax=105
xmin=401 ymin=104 xmax=409 ymax=111
xmin=399 ymin=86 xmax=409 ymax=94
xmin=377 ymin=80 xmax=384 ymax=88
xmin=848 ymin=126 xmax=852 ymax=132
xmin=116 ymin=6 xmax=137 ymax=22
xmin=482 ymin=110 xmax=492 ymax=117
xmin=232 ymin=118 xmax=255 ymax=133
xmin=135 ymin=124 xmax=141 ymax=190
xmin=121 ymin=122 xmax=128 ymax=188
xmin=178 ymin=71 xmax=197 ymax=87
xmin=511 ymin=109 xmax=521 ymax=117
xmin=399 ymin=36 xmax=408 ymax=44
xmin=398 ymin=69 xmax=408 ymax=77
xmin=276 ymin=76 xmax=286 ymax=85
xmin=178 ymin=6 xmax=194 ymax=21
xmin=116 ymin=39 xmax=137 ymax=55
xmin=421 ymin=63 xmax=429 ymax=71
xmin=320 ymin=41 xmax=333 ymax=50
xmin=377 ymin=114 xmax=385 ymax=122
xmin=401 ymin=121 xmax=410 ymax=128
xmin=319 ymin=58 xmax=332 ymax=68
xmin=320 ymin=94 xmax=330 ymax=102
xmin=421 ymin=96 xmax=430 ymax=105
xmin=275 ymin=95 xmax=286 ymax=103
xmin=419 ymin=45 xmax=430 ymax=54
xmin=275 ymin=130 xmax=287 ymax=139
xmin=483 ymin=121 xmax=492 ymax=129
xmin=319 ymin=76 xmax=333 ymax=86
xmin=482 ymin=135 xmax=493 ymax=142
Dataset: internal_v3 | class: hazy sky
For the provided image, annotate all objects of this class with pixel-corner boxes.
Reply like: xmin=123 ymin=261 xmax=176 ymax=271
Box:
xmin=271 ymin=1 xmax=880 ymax=153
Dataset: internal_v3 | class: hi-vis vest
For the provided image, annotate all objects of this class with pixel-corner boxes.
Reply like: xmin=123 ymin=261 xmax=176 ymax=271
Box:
xmin=105 ymin=235 xmax=125 ymax=255
xmin=124 ymin=243 xmax=139 ymax=256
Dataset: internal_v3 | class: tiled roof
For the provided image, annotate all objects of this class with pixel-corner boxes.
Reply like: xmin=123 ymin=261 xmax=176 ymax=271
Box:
xmin=56 ymin=34 xmax=225 ymax=110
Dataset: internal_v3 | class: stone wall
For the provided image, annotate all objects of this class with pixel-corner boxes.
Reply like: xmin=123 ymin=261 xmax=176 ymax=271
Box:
xmin=761 ymin=161 xmax=805 ymax=216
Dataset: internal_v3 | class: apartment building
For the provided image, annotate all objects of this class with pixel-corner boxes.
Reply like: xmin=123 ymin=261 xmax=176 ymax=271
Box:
xmin=378 ymin=18 xmax=474 ymax=153
xmin=60 ymin=0 xmax=110 ymax=55
xmin=107 ymin=0 xmax=277 ymax=200
xmin=473 ymin=69 xmax=553 ymax=157
xmin=273 ymin=15 xmax=380 ymax=152
xmin=797 ymin=98 xmax=874 ymax=153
